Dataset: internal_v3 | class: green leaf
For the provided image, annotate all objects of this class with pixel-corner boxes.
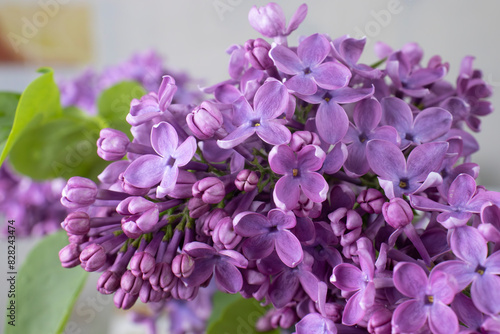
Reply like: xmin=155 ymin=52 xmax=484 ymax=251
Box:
xmin=0 ymin=68 xmax=62 ymax=166
xmin=4 ymin=230 xmax=88 ymax=334
xmin=9 ymin=113 xmax=108 ymax=181
xmin=97 ymin=81 xmax=146 ymax=138
xmin=0 ymin=92 xmax=21 ymax=153
xmin=207 ymin=291 xmax=241 ymax=325
xmin=207 ymin=295 xmax=280 ymax=334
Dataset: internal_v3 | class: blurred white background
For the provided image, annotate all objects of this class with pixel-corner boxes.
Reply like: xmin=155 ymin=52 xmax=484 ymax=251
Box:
xmin=1 ymin=0 xmax=500 ymax=332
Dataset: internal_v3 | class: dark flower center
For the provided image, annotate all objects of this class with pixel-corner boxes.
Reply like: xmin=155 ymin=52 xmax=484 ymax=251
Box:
xmin=424 ymin=294 xmax=434 ymax=305
xmin=399 ymin=178 xmax=409 ymax=189
xmin=359 ymin=133 xmax=368 ymax=143
xmin=303 ymin=67 xmax=312 ymax=75
xmin=475 ymin=264 xmax=486 ymax=275
xmin=405 ymin=133 xmax=414 ymax=141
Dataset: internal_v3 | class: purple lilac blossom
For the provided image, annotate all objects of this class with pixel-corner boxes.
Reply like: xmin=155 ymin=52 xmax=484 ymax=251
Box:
xmin=53 ymin=3 xmax=500 ymax=334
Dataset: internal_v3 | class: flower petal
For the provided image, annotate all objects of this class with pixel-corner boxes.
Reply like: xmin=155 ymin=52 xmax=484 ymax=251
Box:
xmin=233 ymin=212 xmax=271 ymax=237
xmin=254 ymin=80 xmax=289 ymax=120
xmin=406 ymin=141 xmax=448 ymax=180
xmin=242 ymin=234 xmax=275 ymax=260
xmin=342 ymin=290 xmax=365 ymax=326
xmin=392 ymin=300 xmax=427 ymax=333
xmin=285 ymin=74 xmax=317 ymax=95
xmin=214 ymin=260 xmax=243 ymax=294
xmin=269 ymin=44 xmax=303 ymax=75
xmin=450 ymin=225 xmax=486 ymax=265
xmin=393 ymin=262 xmax=427 ymax=298
xmin=428 ymin=302 xmax=459 ymax=334
xmin=298 ymin=33 xmax=330 ymax=67
xmin=151 ymin=122 xmax=178 ymax=157
xmin=297 ymin=145 xmax=326 ymax=172
xmin=173 ymin=136 xmax=197 ymax=167
xmin=275 ymin=230 xmax=303 ymax=267
xmin=315 ymin=101 xmax=349 ymax=145
xmin=412 ymin=107 xmax=452 ymax=144
xmin=330 ymin=263 xmax=364 ymax=292
xmin=312 ymin=62 xmax=351 ymax=90
xmin=353 ymin=98 xmax=382 ymax=132
xmin=300 ymin=172 xmax=328 ymax=203
xmin=471 ymin=274 xmax=500 ymax=315
xmin=365 ymin=140 xmax=405 ymax=181
xmin=256 ymin=120 xmax=291 ymax=146
xmin=269 ymin=144 xmax=297 ymax=175
xmin=123 ymin=155 xmax=165 ymax=189
xmin=217 ymin=123 xmax=255 ymax=149
xmin=273 ymin=175 xmax=301 ymax=210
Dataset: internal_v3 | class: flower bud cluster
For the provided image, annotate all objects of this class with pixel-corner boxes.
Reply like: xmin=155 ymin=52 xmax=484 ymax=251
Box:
xmin=58 ymin=3 xmax=500 ymax=334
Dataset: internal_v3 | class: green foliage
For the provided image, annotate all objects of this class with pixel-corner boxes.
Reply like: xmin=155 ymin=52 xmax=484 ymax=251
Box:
xmin=0 ymin=92 xmax=21 ymax=153
xmin=97 ymin=81 xmax=146 ymax=139
xmin=4 ymin=230 xmax=88 ymax=334
xmin=207 ymin=294 xmax=280 ymax=334
xmin=0 ymin=68 xmax=62 ymax=166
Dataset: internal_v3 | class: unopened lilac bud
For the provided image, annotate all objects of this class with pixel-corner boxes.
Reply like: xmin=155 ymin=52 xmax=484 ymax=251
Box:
xmin=235 ymin=169 xmax=259 ymax=192
xmin=270 ymin=307 xmax=297 ymax=329
xmin=97 ymin=270 xmax=121 ymax=295
xmin=170 ymin=280 xmax=199 ymax=301
xmin=169 ymin=170 xmax=197 ymax=199
xmin=117 ymin=196 xmax=159 ymax=234
xmin=171 ymin=253 xmax=195 ymax=279
xmin=139 ymin=282 xmax=163 ymax=303
xmin=382 ymin=198 xmax=413 ymax=229
xmin=97 ymin=128 xmax=130 ymax=161
xmin=61 ymin=177 xmax=97 ymax=209
xmin=200 ymin=208 xmax=229 ymax=236
xmin=121 ymin=270 xmax=144 ymax=295
xmin=149 ymin=263 xmax=175 ymax=291
xmin=290 ymin=131 xmax=321 ymax=151
xmin=80 ymin=243 xmax=106 ymax=272
xmin=186 ymin=101 xmax=223 ymax=140
xmin=68 ymin=234 xmax=88 ymax=245
xmin=130 ymin=252 xmax=156 ymax=280
xmin=62 ymin=212 xmax=91 ymax=235
xmin=357 ymin=189 xmax=385 ymax=214
xmin=213 ymin=217 xmax=241 ymax=250
xmin=244 ymin=38 xmax=274 ymax=70
xmin=59 ymin=243 xmax=81 ymax=268
xmin=192 ymin=177 xmax=225 ymax=204
xmin=187 ymin=197 xmax=210 ymax=218
xmin=368 ymin=308 xmax=392 ymax=334
xmin=114 ymin=288 xmax=138 ymax=310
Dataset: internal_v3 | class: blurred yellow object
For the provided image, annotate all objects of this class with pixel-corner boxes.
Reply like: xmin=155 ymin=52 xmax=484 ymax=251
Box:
xmin=0 ymin=2 xmax=93 ymax=64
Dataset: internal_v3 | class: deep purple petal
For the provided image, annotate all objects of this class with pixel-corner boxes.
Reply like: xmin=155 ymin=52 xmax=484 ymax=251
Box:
xmin=269 ymin=144 xmax=297 ymax=175
xmin=393 ymin=262 xmax=427 ymax=298
xmin=298 ymin=34 xmax=330 ymax=67
xmin=381 ymin=97 xmax=413 ymax=133
xmin=275 ymin=230 xmax=303 ymax=267
xmin=392 ymin=300 xmax=427 ymax=333
xmin=214 ymin=260 xmax=243 ymax=294
xmin=331 ymin=263 xmax=364 ymax=292
xmin=183 ymin=258 xmax=214 ymax=287
xmin=353 ymin=98 xmax=382 ymax=132
xmin=300 ymin=172 xmax=329 ymax=203
xmin=429 ymin=269 xmax=459 ymax=304
xmin=123 ymin=155 xmax=165 ymax=188
xmin=183 ymin=242 xmax=217 ymax=258
xmin=315 ymin=101 xmax=349 ymax=145
xmin=432 ymin=261 xmax=475 ymax=291
xmin=268 ymin=270 xmax=299 ymax=309
xmin=268 ymin=209 xmax=296 ymax=229
xmin=428 ymin=302 xmax=459 ymax=334
xmin=298 ymin=270 xmax=320 ymax=301
xmin=406 ymin=141 xmax=448 ymax=180
xmin=242 ymin=234 xmax=275 ymax=260
xmin=342 ymin=290 xmax=365 ymax=326
xmin=344 ymin=142 xmax=369 ymax=177
xmin=233 ymin=212 xmax=271 ymax=237
xmin=365 ymin=140 xmax=405 ymax=181
xmin=297 ymin=145 xmax=326 ymax=172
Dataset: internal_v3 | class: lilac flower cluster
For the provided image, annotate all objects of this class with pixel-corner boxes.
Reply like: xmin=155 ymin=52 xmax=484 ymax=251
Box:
xmin=59 ymin=49 xmax=199 ymax=114
xmin=0 ymin=163 xmax=66 ymax=236
xmin=59 ymin=3 xmax=500 ymax=333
